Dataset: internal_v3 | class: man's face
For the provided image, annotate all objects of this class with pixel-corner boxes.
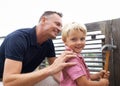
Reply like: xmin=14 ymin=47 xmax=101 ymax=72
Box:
xmin=64 ymin=30 xmax=86 ymax=53
xmin=43 ymin=14 xmax=62 ymax=39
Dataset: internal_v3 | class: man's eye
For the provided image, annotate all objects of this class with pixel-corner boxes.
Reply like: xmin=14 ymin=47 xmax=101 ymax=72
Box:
xmin=56 ymin=22 xmax=61 ymax=27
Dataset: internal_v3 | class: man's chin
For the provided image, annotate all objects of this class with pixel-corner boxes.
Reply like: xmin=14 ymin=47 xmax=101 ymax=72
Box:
xmin=52 ymin=36 xmax=56 ymax=39
xmin=53 ymin=34 xmax=58 ymax=38
xmin=50 ymin=35 xmax=56 ymax=39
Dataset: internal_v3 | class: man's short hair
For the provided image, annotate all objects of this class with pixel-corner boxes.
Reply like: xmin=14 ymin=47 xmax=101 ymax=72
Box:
xmin=39 ymin=11 xmax=63 ymax=22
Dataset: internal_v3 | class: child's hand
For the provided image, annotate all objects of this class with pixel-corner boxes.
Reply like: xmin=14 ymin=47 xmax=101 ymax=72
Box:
xmin=99 ymin=70 xmax=110 ymax=79
xmin=103 ymin=71 xmax=110 ymax=79
xmin=100 ymin=78 xmax=109 ymax=86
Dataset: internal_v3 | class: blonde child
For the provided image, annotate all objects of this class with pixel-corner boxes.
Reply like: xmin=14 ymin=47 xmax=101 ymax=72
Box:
xmin=60 ymin=22 xmax=109 ymax=86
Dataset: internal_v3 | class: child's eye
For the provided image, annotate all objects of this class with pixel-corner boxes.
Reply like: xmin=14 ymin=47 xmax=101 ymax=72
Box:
xmin=80 ymin=38 xmax=85 ymax=41
xmin=71 ymin=38 xmax=77 ymax=41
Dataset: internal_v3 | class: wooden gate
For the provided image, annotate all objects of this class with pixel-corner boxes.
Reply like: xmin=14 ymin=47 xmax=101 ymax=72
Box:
xmin=86 ymin=18 xmax=120 ymax=86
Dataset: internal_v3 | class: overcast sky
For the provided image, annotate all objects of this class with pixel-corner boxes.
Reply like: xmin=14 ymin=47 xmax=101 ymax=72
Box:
xmin=0 ymin=0 xmax=120 ymax=36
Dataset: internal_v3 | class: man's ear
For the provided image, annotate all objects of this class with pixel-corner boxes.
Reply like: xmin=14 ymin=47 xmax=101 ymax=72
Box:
xmin=41 ymin=16 xmax=46 ymax=23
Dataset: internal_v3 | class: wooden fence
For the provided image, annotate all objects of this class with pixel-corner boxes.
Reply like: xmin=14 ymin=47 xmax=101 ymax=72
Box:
xmin=85 ymin=18 xmax=120 ymax=86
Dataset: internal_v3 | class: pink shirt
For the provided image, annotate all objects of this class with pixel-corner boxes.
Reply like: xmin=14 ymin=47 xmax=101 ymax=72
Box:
xmin=60 ymin=48 xmax=90 ymax=86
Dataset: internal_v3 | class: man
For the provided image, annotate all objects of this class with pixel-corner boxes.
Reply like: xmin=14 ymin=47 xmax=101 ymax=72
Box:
xmin=0 ymin=11 xmax=76 ymax=86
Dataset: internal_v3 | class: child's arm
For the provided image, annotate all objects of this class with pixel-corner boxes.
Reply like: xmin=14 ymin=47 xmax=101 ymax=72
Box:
xmin=90 ymin=73 xmax=100 ymax=80
xmin=90 ymin=70 xmax=110 ymax=80
xmin=76 ymin=75 xmax=109 ymax=86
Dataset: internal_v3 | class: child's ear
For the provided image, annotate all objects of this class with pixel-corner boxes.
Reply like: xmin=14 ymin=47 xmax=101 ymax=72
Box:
xmin=62 ymin=38 xmax=68 ymax=45
xmin=64 ymin=42 xmax=68 ymax=46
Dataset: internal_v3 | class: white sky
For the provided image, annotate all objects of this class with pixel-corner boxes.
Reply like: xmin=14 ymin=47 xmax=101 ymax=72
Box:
xmin=0 ymin=0 xmax=120 ymax=36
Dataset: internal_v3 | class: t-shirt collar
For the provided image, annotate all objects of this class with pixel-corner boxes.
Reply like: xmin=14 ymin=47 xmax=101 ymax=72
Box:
xmin=30 ymin=26 xmax=37 ymax=46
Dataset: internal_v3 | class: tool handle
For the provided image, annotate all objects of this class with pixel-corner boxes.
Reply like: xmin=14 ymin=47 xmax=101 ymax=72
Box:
xmin=104 ymin=51 xmax=110 ymax=71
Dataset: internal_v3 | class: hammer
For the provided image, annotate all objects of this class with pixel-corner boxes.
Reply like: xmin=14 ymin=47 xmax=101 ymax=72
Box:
xmin=101 ymin=44 xmax=117 ymax=71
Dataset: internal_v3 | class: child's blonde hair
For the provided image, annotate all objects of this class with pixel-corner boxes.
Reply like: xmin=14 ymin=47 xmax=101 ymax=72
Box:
xmin=61 ymin=22 xmax=87 ymax=42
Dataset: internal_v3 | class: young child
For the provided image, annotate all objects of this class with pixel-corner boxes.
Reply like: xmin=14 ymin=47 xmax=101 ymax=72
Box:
xmin=60 ymin=22 xmax=109 ymax=86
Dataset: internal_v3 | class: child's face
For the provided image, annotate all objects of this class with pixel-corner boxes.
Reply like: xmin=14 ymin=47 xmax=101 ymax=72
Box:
xmin=64 ymin=30 xmax=86 ymax=53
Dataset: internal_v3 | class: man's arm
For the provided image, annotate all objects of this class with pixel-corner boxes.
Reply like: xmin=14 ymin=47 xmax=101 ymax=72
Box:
xmin=3 ymin=58 xmax=52 ymax=86
xmin=3 ymin=51 xmax=77 ymax=86
xmin=47 ymin=57 xmax=61 ymax=83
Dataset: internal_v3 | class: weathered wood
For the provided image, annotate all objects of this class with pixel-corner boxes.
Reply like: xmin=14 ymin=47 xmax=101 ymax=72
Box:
xmin=85 ymin=22 xmax=101 ymax=31
xmin=101 ymin=18 xmax=120 ymax=86
xmin=99 ymin=20 xmax=115 ymax=86
xmin=111 ymin=18 xmax=120 ymax=86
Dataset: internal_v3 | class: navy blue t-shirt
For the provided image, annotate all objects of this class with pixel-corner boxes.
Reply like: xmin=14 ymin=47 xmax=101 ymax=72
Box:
xmin=0 ymin=26 xmax=55 ymax=78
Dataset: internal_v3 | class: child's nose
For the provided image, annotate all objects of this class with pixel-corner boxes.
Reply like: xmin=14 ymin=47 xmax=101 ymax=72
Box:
xmin=77 ymin=40 xmax=82 ymax=44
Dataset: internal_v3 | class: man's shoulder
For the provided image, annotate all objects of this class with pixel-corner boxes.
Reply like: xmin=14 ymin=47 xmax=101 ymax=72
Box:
xmin=7 ymin=26 xmax=35 ymax=38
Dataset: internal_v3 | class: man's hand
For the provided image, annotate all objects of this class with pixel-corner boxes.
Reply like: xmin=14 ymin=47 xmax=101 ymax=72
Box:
xmin=48 ymin=51 xmax=77 ymax=75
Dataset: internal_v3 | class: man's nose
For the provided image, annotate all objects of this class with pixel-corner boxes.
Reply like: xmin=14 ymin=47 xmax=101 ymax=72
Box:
xmin=57 ymin=27 xmax=62 ymax=32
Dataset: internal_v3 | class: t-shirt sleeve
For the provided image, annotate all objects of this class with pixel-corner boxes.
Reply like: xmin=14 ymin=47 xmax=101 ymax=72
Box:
xmin=5 ymin=35 xmax=26 ymax=61
xmin=65 ymin=58 xmax=86 ymax=80
xmin=46 ymin=39 xmax=55 ymax=58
